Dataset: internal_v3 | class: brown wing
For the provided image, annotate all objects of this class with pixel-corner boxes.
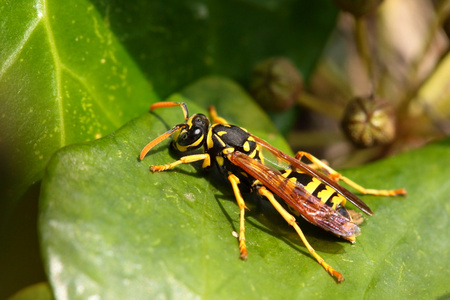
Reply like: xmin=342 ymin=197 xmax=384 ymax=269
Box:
xmin=228 ymin=151 xmax=361 ymax=240
xmin=250 ymin=134 xmax=374 ymax=216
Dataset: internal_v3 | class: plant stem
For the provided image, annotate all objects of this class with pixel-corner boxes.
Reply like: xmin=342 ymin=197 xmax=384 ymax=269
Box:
xmin=354 ymin=17 xmax=374 ymax=89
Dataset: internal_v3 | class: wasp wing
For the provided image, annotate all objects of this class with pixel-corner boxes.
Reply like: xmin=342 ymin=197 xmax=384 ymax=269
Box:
xmin=228 ymin=151 xmax=361 ymax=240
xmin=250 ymin=134 xmax=374 ymax=216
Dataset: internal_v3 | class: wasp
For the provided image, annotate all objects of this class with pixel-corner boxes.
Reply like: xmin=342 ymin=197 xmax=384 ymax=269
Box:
xmin=139 ymin=101 xmax=406 ymax=282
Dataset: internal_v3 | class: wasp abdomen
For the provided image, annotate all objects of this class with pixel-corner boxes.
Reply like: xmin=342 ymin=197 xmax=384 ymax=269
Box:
xmin=283 ymin=170 xmax=350 ymax=219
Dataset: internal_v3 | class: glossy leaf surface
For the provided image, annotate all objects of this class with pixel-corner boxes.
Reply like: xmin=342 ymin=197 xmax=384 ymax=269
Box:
xmin=0 ymin=0 xmax=157 ymax=208
xmin=40 ymin=78 xmax=449 ymax=299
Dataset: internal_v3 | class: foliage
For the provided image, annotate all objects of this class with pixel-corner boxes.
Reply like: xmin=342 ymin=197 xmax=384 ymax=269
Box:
xmin=1 ymin=0 xmax=449 ymax=299
xmin=40 ymin=82 xmax=449 ymax=299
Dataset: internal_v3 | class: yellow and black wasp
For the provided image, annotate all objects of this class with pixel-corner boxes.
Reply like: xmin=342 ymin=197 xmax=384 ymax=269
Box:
xmin=139 ymin=101 xmax=407 ymax=282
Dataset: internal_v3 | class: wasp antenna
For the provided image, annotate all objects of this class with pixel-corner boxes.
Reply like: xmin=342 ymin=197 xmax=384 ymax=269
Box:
xmin=150 ymin=102 xmax=190 ymax=121
xmin=139 ymin=124 xmax=185 ymax=160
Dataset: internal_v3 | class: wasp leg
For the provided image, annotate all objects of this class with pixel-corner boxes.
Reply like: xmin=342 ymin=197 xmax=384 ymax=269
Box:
xmin=228 ymin=174 xmax=249 ymax=260
xmin=295 ymin=151 xmax=407 ymax=196
xmin=257 ymin=186 xmax=345 ymax=282
xmin=150 ymin=154 xmax=211 ymax=172
xmin=208 ymin=105 xmax=229 ymax=124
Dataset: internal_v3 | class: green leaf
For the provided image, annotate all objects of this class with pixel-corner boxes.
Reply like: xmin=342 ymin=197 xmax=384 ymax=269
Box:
xmin=40 ymin=78 xmax=449 ymax=299
xmin=0 ymin=0 xmax=158 ymax=210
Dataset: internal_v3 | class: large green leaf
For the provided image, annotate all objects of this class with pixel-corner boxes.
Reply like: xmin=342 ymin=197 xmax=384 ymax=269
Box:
xmin=0 ymin=0 xmax=157 ymax=212
xmin=40 ymin=78 xmax=449 ymax=299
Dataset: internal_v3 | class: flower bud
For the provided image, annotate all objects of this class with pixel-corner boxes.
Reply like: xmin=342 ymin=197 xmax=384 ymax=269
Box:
xmin=249 ymin=57 xmax=303 ymax=111
xmin=341 ymin=95 xmax=396 ymax=147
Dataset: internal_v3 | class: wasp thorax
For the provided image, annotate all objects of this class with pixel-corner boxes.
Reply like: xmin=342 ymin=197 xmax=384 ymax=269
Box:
xmin=341 ymin=96 xmax=396 ymax=148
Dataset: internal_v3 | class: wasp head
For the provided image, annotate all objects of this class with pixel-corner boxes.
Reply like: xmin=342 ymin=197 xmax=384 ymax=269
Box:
xmin=172 ymin=114 xmax=210 ymax=152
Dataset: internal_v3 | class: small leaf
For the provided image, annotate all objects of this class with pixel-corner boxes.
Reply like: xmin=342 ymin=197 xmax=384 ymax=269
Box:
xmin=40 ymin=78 xmax=449 ymax=299
xmin=8 ymin=283 xmax=53 ymax=300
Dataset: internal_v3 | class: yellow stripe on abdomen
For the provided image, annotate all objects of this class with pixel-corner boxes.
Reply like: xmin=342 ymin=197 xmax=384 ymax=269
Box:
xmin=304 ymin=177 xmax=321 ymax=194
xmin=317 ymin=185 xmax=336 ymax=204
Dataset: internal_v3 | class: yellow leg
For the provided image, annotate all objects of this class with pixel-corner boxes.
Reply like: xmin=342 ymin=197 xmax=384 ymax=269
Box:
xmin=295 ymin=151 xmax=407 ymax=197
xmin=208 ymin=105 xmax=229 ymax=124
xmin=258 ymin=186 xmax=345 ymax=282
xmin=151 ymin=154 xmax=211 ymax=172
xmin=228 ymin=174 xmax=249 ymax=260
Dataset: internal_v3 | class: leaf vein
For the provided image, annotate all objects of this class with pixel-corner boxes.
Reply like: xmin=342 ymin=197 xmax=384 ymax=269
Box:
xmin=42 ymin=0 xmax=65 ymax=146
xmin=0 ymin=0 xmax=43 ymax=79
xmin=60 ymin=64 xmax=122 ymax=128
